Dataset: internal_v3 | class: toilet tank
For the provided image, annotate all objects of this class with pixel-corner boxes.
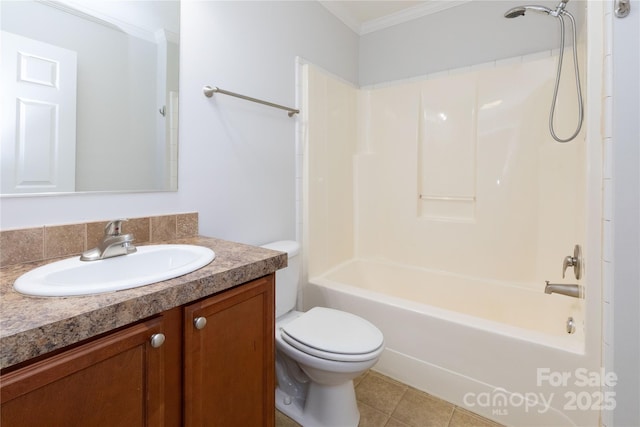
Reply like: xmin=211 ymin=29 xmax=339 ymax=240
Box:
xmin=261 ymin=241 xmax=300 ymax=318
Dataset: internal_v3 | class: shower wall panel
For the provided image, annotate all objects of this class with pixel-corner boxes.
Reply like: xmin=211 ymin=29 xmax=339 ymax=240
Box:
xmin=306 ymin=54 xmax=585 ymax=287
xmin=355 ymin=55 xmax=584 ymax=285
xmin=304 ymin=65 xmax=358 ymax=278
xmin=418 ymin=75 xmax=476 ymax=220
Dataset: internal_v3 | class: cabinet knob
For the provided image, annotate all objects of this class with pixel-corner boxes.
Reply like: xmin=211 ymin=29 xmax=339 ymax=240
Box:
xmin=193 ymin=316 xmax=207 ymax=330
xmin=150 ymin=333 xmax=166 ymax=348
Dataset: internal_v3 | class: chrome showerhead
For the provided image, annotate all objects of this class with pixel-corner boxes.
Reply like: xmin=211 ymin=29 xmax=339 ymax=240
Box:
xmin=504 ymin=5 xmax=553 ymax=18
xmin=504 ymin=6 xmax=526 ymax=18
xmin=501 ymin=0 xmax=583 ymax=142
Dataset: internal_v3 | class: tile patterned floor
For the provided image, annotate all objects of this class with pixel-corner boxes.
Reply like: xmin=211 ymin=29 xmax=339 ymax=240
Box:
xmin=276 ymin=370 xmax=504 ymax=427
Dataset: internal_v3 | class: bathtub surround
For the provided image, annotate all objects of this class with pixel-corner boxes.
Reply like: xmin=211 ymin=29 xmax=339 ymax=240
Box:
xmin=0 ymin=213 xmax=198 ymax=267
xmin=301 ymin=8 xmax=600 ymax=424
xmin=304 ymin=52 xmax=585 ymax=287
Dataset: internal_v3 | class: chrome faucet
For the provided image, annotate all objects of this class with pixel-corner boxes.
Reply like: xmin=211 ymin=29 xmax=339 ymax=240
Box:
xmin=81 ymin=219 xmax=137 ymax=261
xmin=544 ymin=281 xmax=582 ymax=298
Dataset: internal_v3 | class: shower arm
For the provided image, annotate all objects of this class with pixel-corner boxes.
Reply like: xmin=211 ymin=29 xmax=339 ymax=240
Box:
xmin=552 ymin=0 xmax=569 ymax=16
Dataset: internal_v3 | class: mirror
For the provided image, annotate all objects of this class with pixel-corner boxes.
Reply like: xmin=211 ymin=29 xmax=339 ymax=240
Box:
xmin=0 ymin=0 xmax=180 ymax=195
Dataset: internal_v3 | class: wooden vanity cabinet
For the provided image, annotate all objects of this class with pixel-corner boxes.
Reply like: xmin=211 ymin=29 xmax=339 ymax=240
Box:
xmin=0 ymin=274 xmax=275 ymax=427
xmin=184 ymin=274 xmax=275 ymax=427
xmin=0 ymin=315 xmax=172 ymax=427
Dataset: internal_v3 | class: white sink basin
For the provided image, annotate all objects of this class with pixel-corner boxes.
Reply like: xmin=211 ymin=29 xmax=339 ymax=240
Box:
xmin=14 ymin=244 xmax=216 ymax=297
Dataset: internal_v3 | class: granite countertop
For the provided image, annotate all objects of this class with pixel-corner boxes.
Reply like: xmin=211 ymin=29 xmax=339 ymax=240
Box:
xmin=0 ymin=236 xmax=287 ymax=370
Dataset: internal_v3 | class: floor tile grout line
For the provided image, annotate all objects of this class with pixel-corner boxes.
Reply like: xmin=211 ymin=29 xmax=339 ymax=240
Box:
xmin=445 ymin=405 xmax=456 ymax=427
xmin=388 ymin=386 xmax=409 ymax=419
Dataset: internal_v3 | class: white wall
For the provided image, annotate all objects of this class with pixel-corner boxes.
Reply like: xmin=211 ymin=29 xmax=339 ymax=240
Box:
xmin=0 ymin=1 xmax=358 ymax=248
xmin=359 ymin=0 xmax=584 ymax=86
xmin=177 ymin=0 xmax=358 ymax=244
xmin=611 ymin=1 xmax=640 ymax=424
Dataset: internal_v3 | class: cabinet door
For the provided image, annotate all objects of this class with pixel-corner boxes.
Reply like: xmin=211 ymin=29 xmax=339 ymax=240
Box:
xmin=1 ymin=317 xmax=166 ymax=427
xmin=184 ymin=275 xmax=275 ymax=427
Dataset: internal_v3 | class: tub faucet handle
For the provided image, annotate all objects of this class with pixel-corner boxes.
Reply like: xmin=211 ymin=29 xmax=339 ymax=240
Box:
xmin=562 ymin=244 xmax=582 ymax=280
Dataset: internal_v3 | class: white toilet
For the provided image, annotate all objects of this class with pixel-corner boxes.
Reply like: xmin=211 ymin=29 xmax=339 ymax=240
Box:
xmin=262 ymin=241 xmax=384 ymax=427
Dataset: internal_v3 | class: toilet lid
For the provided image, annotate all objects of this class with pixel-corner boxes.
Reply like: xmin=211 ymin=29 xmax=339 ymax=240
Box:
xmin=280 ymin=307 xmax=383 ymax=359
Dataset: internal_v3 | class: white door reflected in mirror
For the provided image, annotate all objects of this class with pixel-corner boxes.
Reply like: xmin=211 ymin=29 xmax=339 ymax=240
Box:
xmin=1 ymin=31 xmax=77 ymax=194
xmin=0 ymin=0 xmax=180 ymax=196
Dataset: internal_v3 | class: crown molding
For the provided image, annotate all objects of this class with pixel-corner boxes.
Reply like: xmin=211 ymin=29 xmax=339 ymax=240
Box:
xmin=361 ymin=0 xmax=472 ymax=35
xmin=38 ymin=0 xmax=157 ymax=43
xmin=320 ymin=0 xmax=472 ymax=36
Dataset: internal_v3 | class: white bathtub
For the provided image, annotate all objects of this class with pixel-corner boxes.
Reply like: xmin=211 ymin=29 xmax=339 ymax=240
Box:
xmin=305 ymin=259 xmax=598 ymax=427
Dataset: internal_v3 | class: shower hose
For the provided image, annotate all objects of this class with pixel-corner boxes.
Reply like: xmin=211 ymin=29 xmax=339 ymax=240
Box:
xmin=549 ymin=10 xmax=584 ymax=143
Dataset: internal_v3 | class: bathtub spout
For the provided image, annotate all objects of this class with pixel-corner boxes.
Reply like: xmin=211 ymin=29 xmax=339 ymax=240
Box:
xmin=544 ymin=281 xmax=582 ymax=298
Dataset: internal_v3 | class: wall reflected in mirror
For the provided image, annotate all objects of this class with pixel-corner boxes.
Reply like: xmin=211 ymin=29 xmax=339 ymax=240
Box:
xmin=1 ymin=0 xmax=180 ymax=195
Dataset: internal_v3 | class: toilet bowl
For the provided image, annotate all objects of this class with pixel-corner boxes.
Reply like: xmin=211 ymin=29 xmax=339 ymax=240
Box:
xmin=262 ymin=241 xmax=384 ymax=427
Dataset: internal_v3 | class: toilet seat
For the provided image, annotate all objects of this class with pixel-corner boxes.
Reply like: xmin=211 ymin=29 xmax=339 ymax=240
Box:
xmin=280 ymin=307 xmax=384 ymax=362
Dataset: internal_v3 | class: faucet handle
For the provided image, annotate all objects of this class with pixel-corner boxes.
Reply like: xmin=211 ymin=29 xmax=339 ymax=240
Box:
xmin=104 ymin=219 xmax=128 ymax=236
xmin=562 ymin=244 xmax=582 ymax=280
